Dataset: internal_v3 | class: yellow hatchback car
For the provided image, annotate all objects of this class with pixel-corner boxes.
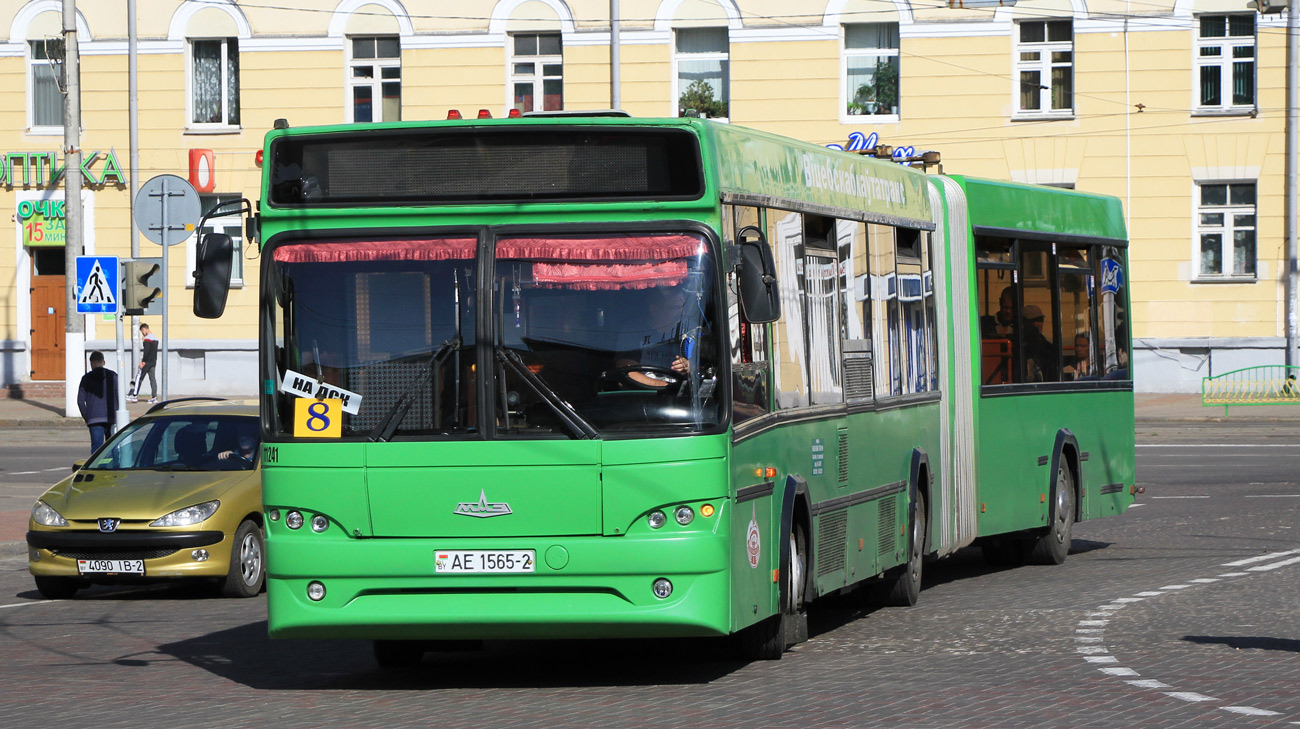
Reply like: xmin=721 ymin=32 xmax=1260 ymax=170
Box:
xmin=27 ymin=398 xmax=263 ymax=600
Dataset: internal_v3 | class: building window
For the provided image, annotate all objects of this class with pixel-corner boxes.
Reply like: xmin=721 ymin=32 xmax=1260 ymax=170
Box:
xmin=348 ymin=36 xmax=401 ymax=123
xmin=1197 ymin=15 xmax=1255 ymax=112
xmin=1196 ymin=182 xmax=1256 ymax=279
xmin=188 ymin=38 xmax=240 ymax=128
xmin=511 ymin=33 xmax=563 ymax=113
xmin=188 ymin=194 xmax=244 ymax=288
xmin=1016 ymin=20 xmax=1072 ymax=117
xmin=844 ymin=24 xmax=899 ymax=118
xmin=676 ymin=27 xmax=729 ymax=119
xmin=29 ymin=39 xmax=63 ymax=130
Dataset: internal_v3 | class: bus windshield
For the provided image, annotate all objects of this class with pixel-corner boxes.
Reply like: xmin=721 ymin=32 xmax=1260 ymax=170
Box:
xmin=268 ymin=233 xmax=722 ymax=438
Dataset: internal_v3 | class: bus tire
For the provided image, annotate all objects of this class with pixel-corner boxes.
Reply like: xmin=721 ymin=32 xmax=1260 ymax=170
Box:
xmin=736 ymin=520 xmax=808 ymax=660
xmin=373 ymin=640 xmax=426 ymax=668
xmin=883 ymin=490 xmax=926 ymax=607
xmin=1028 ymin=460 xmax=1075 ymax=565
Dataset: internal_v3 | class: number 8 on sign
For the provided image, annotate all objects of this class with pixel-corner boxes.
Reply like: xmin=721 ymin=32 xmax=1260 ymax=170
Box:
xmin=295 ymin=398 xmax=342 ymax=438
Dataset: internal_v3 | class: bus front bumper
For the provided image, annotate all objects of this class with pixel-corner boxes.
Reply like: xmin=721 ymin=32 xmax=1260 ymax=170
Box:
xmin=265 ymin=532 xmax=732 ymax=640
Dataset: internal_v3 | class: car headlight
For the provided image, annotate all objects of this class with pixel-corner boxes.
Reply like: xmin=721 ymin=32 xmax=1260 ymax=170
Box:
xmin=150 ymin=500 xmax=220 ymax=527
xmin=32 ymin=501 xmax=68 ymax=527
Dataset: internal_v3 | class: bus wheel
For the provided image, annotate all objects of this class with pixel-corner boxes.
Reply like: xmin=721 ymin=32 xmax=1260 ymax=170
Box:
xmin=373 ymin=640 xmax=426 ymax=669
xmin=1028 ymin=461 xmax=1075 ymax=565
xmin=735 ymin=521 xmax=808 ymax=660
xmin=884 ymin=490 xmax=926 ymax=607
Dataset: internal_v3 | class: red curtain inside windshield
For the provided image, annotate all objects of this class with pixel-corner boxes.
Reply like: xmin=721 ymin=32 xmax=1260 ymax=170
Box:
xmin=498 ymin=235 xmax=702 ymax=290
xmin=272 ymin=239 xmax=477 ymax=263
xmin=495 ymin=235 xmax=703 ymax=261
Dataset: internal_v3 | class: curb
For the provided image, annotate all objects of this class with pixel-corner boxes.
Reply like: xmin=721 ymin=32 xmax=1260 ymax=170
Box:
xmin=0 ymin=419 xmax=83 ymax=429
xmin=1 ymin=541 xmax=28 ymax=558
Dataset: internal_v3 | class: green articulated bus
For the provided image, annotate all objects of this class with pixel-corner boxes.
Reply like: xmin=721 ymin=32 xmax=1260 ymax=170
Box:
xmin=193 ymin=114 xmax=1136 ymax=667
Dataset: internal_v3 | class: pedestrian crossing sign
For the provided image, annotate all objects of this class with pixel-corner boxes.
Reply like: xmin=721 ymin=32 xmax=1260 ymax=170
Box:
xmin=75 ymin=256 xmax=119 ymax=314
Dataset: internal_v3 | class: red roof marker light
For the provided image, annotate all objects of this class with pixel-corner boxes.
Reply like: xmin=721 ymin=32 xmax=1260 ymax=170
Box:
xmin=447 ymin=109 xmax=462 ymax=120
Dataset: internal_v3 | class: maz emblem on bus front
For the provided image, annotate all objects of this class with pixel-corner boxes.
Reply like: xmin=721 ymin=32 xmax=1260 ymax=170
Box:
xmin=454 ymin=490 xmax=514 ymax=518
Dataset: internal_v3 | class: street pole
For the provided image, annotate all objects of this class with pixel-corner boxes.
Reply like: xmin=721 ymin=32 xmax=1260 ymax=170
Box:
xmin=123 ymin=0 xmax=140 ymax=423
xmin=61 ymin=0 xmax=83 ymax=418
xmin=1287 ymin=0 xmax=1300 ymax=368
xmin=610 ymin=0 xmax=621 ymax=110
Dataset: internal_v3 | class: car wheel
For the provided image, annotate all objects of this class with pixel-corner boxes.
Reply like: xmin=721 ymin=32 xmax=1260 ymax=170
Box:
xmin=221 ymin=519 xmax=265 ymax=598
xmin=34 ymin=576 xmax=79 ymax=600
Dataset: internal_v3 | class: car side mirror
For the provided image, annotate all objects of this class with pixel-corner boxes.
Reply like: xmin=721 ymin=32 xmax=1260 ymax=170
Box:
xmin=735 ymin=225 xmax=781 ymax=324
xmin=193 ymin=233 xmax=234 ymax=319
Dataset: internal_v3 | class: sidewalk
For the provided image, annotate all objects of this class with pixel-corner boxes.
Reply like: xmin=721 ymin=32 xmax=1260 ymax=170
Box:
xmin=3 ymin=392 xmax=1299 ymax=427
xmin=0 ymin=394 xmax=255 ymax=428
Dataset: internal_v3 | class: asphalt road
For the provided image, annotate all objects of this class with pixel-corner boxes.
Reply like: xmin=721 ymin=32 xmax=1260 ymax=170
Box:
xmin=0 ymin=424 xmax=1297 ymax=729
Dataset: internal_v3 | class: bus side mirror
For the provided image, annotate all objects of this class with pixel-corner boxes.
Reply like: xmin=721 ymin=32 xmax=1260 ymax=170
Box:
xmin=193 ymin=233 xmax=234 ymax=319
xmin=735 ymin=225 xmax=781 ymax=324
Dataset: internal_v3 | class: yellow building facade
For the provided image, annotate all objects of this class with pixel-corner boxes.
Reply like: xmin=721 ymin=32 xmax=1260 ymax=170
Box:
xmin=0 ymin=0 xmax=1286 ymax=394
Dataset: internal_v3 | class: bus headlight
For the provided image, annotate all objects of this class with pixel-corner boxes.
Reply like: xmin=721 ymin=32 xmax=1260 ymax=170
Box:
xmin=652 ymin=578 xmax=673 ymax=599
xmin=647 ymin=510 xmax=666 ymax=529
xmin=286 ymin=511 xmax=304 ymax=530
xmin=674 ymin=506 xmax=694 ymax=525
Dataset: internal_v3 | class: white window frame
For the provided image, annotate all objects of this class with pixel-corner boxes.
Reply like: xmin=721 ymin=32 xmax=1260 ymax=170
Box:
xmin=840 ymin=23 xmax=900 ymax=124
xmin=1194 ymin=181 xmax=1257 ymax=282
xmin=27 ymin=38 xmax=63 ymax=134
xmin=346 ymin=36 xmax=402 ymax=124
xmin=1194 ymin=14 xmax=1256 ymax=115
xmin=187 ymin=194 xmax=244 ymax=289
xmin=673 ymin=27 xmax=730 ymax=121
xmin=186 ymin=37 xmax=240 ymax=131
xmin=1014 ymin=20 xmax=1073 ymax=119
xmin=509 ymin=32 xmax=564 ymax=114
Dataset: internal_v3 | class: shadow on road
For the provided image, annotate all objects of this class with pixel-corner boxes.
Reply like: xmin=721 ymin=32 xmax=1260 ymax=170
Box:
xmin=1184 ymin=635 xmax=1300 ymax=653
xmin=151 ymin=621 xmax=747 ymax=690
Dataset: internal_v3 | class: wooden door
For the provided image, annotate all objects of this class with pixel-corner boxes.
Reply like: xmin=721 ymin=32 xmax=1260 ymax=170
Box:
xmin=30 ymin=274 xmax=65 ymax=380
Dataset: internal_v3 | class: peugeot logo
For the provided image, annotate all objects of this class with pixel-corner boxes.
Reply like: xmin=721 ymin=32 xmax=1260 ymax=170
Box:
xmin=454 ymin=490 xmax=513 ymax=518
xmin=98 ymin=518 xmax=120 ymax=533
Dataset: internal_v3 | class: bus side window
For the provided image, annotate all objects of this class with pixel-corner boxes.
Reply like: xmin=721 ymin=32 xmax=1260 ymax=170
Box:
xmin=975 ymin=235 xmax=1018 ymax=386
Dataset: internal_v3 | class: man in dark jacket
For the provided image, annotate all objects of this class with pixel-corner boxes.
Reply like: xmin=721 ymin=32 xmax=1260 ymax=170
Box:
xmin=127 ymin=322 xmax=159 ymax=403
xmin=77 ymin=351 xmax=119 ymax=452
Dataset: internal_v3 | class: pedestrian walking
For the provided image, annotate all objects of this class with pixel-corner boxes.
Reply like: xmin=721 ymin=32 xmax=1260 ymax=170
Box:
xmin=127 ymin=322 xmax=159 ymax=403
xmin=77 ymin=351 xmax=119 ymax=453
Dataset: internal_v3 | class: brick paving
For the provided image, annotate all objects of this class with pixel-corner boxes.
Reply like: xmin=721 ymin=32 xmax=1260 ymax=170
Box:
xmin=0 ymin=411 xmax=1297 ymax=728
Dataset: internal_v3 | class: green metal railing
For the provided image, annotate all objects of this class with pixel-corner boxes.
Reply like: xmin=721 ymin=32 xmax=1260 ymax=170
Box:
xmin=1202 ymin=365 xmax=1300 ymax=414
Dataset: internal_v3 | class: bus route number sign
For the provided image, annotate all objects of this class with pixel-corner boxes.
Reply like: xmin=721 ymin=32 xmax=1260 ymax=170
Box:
xmin=295 ymin=398 xmax=342 ymax=438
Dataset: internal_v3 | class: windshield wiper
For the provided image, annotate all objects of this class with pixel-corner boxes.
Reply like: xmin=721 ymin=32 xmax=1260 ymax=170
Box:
xmin=369 ymin=338 xmax=461 ymax=442
xmin=495 ymin=347 xmax=597 ymax=440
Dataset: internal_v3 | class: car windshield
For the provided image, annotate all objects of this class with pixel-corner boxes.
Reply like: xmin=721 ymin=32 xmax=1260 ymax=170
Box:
xmin=87 ymin=415 xmax=260 ymax=472
xmin=268 ymin=233 xmax=722 ymax=438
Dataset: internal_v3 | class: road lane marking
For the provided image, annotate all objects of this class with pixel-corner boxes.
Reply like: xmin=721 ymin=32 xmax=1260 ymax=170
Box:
xmin=1245 ymin=494 xmax=1300 ymax=498
xmin=1222 ymin=707 xmax=1282 ymax=716
xmin=0 ymin=601 xmax=46 ymax=609
xmin=1165 ymin=692 xmax=1218 ymax=702
xmin=1150 ymin=496 xmax=1210 ymax=499
xmin=9 ymin=471 xmax=39 ymax=475
xmin=1222 ymin=550 xmax=1300 ymax=567
xmin=1247 ymin=555 xmax=1300 ymax=572
xmin=1081 ymin=555 xmax=1300 ymax=722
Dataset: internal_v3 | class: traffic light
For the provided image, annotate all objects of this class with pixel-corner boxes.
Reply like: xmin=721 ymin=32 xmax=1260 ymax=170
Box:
xmin=122 ymin=260 xmax=161 ymax=315
xmin=1248 ymin=0 xmax=1286 ymax=12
